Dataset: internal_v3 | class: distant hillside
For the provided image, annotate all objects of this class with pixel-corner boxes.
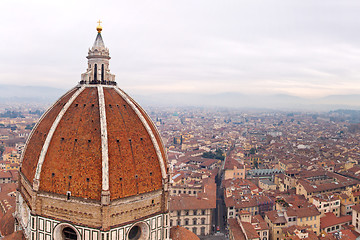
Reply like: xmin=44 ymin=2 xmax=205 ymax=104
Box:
xmin=135 ymin=92 xmax=360 ymax=111
xmin=0 ymin=85 xmax=66 ymax=103
xmin=1 ymin=84 xmax=360 ymax=111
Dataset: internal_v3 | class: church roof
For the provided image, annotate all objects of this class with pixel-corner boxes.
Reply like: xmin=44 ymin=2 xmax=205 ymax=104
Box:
xmin=1 ymin=231 xmax=25 ymax=240
xmin=0 ymin=208 xmax=15 ymax=237
xmin=20 ymin=85 xmax=168 ymax=202
xmin=170 ymin=226 xmax=200 ymax=240
xmin=93 ymin=32 xmax=105 ymax=49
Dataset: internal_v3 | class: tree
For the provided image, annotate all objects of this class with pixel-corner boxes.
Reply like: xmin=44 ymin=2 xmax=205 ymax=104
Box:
xmin=202 ymin=149 xmax=225 ymax=161
xmin=25 ymin=123 xmax=36 ymax=130
xmin=0 ymin=110 xmax=24 ymax=118
xmin=249 ymin=148 xmax=256 ymax=155
xmin=0 ymin=145 xmax=4 ymax=156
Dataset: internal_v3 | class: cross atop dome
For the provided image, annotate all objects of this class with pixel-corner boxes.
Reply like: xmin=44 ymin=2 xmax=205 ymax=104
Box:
xmin=96 ymin=19 xmax=102 ymax=33
xmin=80 ymin=21 xmax=116 ymax=85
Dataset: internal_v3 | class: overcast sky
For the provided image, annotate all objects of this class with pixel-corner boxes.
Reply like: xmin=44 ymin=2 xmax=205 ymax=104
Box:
xmin=1 ymin=0 xmax=360 ymax=97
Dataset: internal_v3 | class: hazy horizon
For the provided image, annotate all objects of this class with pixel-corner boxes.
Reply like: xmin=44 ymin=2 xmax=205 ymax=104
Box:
xmin=2 ymin=84 xmax=360 ymax=111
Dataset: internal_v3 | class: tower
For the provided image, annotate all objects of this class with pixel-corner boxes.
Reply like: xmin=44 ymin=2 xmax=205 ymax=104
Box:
xmin=80 ymin=21 xmax=115 ymax=85
xmin=15 ymin=22 xmax=170 ymax=240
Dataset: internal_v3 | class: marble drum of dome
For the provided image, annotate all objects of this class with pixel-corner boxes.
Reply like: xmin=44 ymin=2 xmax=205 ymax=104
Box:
xmin=15 ymin=22 xmax=170 ymax=240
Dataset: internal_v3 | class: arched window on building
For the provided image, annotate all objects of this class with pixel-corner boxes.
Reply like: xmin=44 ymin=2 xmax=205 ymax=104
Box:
xmin=193 ymin=219 xmax=197 ymax=225
xmin=185 ymin=219 xmax=189 ymax=225
xmin=101 ymin=64 xmax=104 ymax=81
xmin=192 ymin=227 xmax=197 ymax=235
xmin=128 ymin=226 xmax=141 ymax=240
xmin=201 ymin=218 xmax=205 ymax=224
xmin=63 ymin=227 xmax=77 ymax=240
xmin=94 ymin=64 xmax=97 ymax=82
xmin=200 ymin=227 xmax=206 ymax=236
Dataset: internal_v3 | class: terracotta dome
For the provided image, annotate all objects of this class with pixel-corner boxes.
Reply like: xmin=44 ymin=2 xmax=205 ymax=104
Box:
xmin=20 ymin=85 xmax=168 ymax=202
xmin=16 ymin=25 xmax=170 ymax=239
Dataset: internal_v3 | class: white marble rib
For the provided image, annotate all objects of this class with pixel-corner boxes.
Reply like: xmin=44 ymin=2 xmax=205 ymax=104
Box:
xmin=98 ymin=85 xmax=110 ymax=191
xmin=114 ymin=87 xmax=167 ymax=179
xmin=33 ymin=86 xmax=85 ymax=187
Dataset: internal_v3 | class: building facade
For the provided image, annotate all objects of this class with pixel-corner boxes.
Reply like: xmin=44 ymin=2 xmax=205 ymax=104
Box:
xmin=169 ymin=178 xmax=216 ymax=236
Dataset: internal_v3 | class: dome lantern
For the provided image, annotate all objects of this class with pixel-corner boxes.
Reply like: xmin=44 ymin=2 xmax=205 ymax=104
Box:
xmin=81 ymin=21 xmax=116 ymax=85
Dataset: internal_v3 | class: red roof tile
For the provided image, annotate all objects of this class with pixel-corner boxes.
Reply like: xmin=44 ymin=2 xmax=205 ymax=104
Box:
xmin=228 ymin=219 xmax=246 ymax=240
xmin=2 ymin=231 xmax=25 ymax=240
xmin=0 ymin=208 xmax=15 ymax=236
xmin=320 ymin=212 xmax=352 ymax=229
xmin=170 ymin=226 xmax=199 ymax=240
